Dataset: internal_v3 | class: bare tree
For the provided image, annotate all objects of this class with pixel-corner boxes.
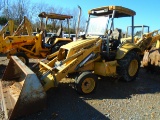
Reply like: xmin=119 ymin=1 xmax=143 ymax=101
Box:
xmin=14 ymin=0 xmax=30 ymax=23
xmin=79 ymin=13 xmax=87 ymax=33
xmin=63 ymin=7 xmax=86 ymax=34
xmin=1 ymin=0 xmax=10 ymax=19
xmin=1 ymin=0 xmax=30 ymax=24
xmin=0 ymin=0 xmax=87 ymax=33
xmin=47 ymin=6 xmax=64 ymax=32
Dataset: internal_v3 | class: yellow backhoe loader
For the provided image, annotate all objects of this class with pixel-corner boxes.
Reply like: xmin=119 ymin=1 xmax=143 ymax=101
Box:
xmin=0 ymin=6 xmax=143 ymax=119
xmin=0 ymin=13 xmax=73 ymax=65
xmin=0 ymin=16 xmax=35 ymax=65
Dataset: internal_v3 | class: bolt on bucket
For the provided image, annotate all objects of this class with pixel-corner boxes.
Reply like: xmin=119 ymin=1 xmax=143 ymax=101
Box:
xmin=0 ymin=56 xmax=47 ymax=120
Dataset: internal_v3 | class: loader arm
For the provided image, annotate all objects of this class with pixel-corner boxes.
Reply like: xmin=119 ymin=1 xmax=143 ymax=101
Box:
xmin=38 ymin=39 xmax=102 ymax=91
xmin=0 ymin=39 xmax=101 ymax=120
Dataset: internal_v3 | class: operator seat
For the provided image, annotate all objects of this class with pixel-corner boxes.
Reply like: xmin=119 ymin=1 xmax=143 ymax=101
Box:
xmin=109 ymin=28 xmax=121 ymax=51
xmin=101 ymin=28 xmax=121 ymax=61
xmin=45 ymin=26 xmax=63 ymax=45
xmin=56 ymin=27 xmax=63 ymax=37
xmin=41 ymin=30 xmax=52 ymax=48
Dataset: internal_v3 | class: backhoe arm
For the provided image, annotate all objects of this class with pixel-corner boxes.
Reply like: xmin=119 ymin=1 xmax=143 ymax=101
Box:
xmin=13 ymin=16 xmax=33 ymax=36
xmin=0 ymin=20 xmax=14 ymax=36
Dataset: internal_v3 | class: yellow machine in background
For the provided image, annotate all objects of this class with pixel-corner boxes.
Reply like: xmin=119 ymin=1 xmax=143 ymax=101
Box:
xmin=1 ymin=6 xmax=142 ymax=119
xmin=0 ymin=16 xmax=35 ymax=65
xmin=121 ymin=25 xmax=160 ymax=59
xmin=0 ymin=13 xmax=73 ymax=65
xmin=120 ymin=24 xmax=160 ymax=68
xmin=141 ymin=30 xmax=160 ymax=67
xmin=136 ymin=29 xmax=160 ymax=53
xmin=121 ymin=25 xmax=150 ymax=43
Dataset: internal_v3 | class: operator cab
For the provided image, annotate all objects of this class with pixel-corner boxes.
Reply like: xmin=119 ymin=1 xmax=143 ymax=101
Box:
xmin=85 ymin=6 xmax=136 ymax=60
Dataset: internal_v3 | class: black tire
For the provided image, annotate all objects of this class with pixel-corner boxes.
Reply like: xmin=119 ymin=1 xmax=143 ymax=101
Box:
xmin=117 ymin=51 xmax=140 ymax=82
xmin=15 ymin=52 xmax=29 ymax=66
xmin=75 ymin=72 xmax=98 ymax=94
xmin=51 ymin=41 xmax=70 ymax=53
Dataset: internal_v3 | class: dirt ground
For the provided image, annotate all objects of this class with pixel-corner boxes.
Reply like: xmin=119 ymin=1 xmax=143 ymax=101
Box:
xmin=0 ymin=55 xmax=160 ymax=120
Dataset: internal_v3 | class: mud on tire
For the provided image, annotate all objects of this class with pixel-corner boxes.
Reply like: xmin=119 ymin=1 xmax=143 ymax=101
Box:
xmin=117 ymin=51 xmax=140 ymax=82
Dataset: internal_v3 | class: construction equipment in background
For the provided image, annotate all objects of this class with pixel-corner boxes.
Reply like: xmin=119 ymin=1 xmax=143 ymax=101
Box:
xmin=141 ymin=30 xmax=160 ymax=67
xmin=38 ymin=12 xmax=73 ymax=51
xmin=0 ymin=13 xmax=73 ymax=65
xmin=0 ymin=6 xmax=142 ymax=119
xmin=121 ymin=25 xmax=150 ymax=43
xmin=121 ymin=26 xmax=160 ymax=56
xmin=0 ymin=16 xmax=35 ymax=65
xmin=136 ymin=29 xmax=160 ymax=54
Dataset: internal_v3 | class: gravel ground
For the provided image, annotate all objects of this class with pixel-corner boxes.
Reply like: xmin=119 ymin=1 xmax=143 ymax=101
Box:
xmin=0 ymin=55 xmax=160 ymax=120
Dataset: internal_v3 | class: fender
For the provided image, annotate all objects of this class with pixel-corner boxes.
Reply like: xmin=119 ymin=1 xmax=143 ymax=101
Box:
xmin=116 ymin=43 xmax=141 ymax=59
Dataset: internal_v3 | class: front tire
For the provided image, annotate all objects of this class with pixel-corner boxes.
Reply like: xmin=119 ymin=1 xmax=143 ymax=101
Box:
xmin=15 ymin=52 xmax=29 ymax=66
xmin=75 ymin=72 xmax=98 ymax=94
xmin=117 ymin=51 xmax=140 ymax=82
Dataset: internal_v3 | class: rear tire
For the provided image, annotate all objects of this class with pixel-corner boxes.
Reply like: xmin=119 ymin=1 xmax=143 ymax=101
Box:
xmin=15 ymin=52 xmax=29 ymax=66
xmin=117 ymin=51 xmax=140 ymax=82
xmin=75 ymin=72 xmax=98 ymax=94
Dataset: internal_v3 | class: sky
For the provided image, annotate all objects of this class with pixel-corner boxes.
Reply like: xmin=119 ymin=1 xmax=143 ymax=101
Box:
xmin=34 ymin=0 xmax=159 ymax=32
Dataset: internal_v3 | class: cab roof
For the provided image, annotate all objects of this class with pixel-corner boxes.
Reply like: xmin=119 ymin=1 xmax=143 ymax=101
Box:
xmin=38 ymin=12 xmax=73 ymax=20
xmin=88 ymin=6 xmax=136 ymax=18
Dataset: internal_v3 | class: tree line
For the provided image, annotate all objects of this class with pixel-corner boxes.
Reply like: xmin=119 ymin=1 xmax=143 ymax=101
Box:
xmin=0 ymin=0 xmax=86 ymax=34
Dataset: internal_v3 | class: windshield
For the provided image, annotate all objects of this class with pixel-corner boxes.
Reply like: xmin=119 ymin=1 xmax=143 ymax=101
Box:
xmin=86 ymin=16 xmax=109 ymax=36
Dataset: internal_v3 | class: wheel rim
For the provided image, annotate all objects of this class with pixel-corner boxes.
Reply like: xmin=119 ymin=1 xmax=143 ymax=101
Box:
xmin=128 ymin=59 xmax=138 ymax=77
xmin=18 ymin=57 xmax=26 ymax=64
xmin=81 ymin=78 xmax=95 ymax=94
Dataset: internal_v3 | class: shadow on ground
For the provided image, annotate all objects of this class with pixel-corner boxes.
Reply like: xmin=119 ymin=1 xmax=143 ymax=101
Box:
xmin=16 ymin=86 xmax=109 ymax=120
xmin=16 ymin=68 xmax=160 ymax=120
xmin=82 ymin=68 xmax=160 ymax=100
xmin=0 ymin=60 xmax=160 ymax=120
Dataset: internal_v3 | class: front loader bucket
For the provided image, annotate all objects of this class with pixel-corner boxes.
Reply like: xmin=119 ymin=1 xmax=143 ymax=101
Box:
xmin=0 ymin=56 xmax=47 ymax=120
